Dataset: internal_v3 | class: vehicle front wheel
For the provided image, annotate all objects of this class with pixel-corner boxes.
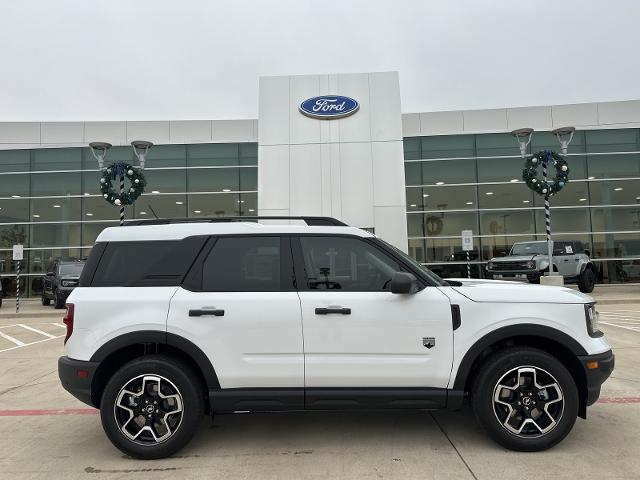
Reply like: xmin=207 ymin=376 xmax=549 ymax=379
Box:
xmin=53 ymin=290 xmax=64 ymax=309
xmin=100 ymin=355 xmax=205 ymax=459
xmin=471 ymin=347 xmax=578 ymax=451
xmin=41 ymin=293 xmax=51 ymax=306
xmin=578 ymin=268 xmax=596 ymax=293
xmin=527 ymin=273 xmax=541 ymax=284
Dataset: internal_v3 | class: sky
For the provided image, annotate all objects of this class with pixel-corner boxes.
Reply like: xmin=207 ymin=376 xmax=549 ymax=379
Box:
xmin=1 ymin=0 xmax=639 ymax=121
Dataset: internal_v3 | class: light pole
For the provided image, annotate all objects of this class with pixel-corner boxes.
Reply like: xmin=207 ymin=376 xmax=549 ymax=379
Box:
xmin=89 ymin=141 xmax=153 ymax=226
xmin=511 ymin=127 xmax=575 ymax=279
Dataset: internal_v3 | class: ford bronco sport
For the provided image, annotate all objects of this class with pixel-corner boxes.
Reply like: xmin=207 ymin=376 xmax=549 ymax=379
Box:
xmin=486 ymin=240 xmax=597 ymax=293
xmin=58 ymin=217 xmax=614 ymax=459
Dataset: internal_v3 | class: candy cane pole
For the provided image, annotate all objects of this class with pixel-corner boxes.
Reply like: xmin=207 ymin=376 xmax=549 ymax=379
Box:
xmin=543 ymin=151 xmax=553 ymax=275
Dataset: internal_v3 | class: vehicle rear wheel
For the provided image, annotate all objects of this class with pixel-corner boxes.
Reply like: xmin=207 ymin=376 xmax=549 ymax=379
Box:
xmin=42 ymin=293 xmax=51 ymax=306
xmin=100 ymin=355 xmax=204 ymax=459
xmin=471 ymin=347 xmax=578 ymax=451
xmin=578 ymin=268 xmax=596 ymax=293
xmin=53 ymin=290 xmax=64 ymax=309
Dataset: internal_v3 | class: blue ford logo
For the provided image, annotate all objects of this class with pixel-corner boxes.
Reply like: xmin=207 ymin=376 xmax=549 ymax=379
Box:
xmin=299 ymin=95 xmax=359 ymax=119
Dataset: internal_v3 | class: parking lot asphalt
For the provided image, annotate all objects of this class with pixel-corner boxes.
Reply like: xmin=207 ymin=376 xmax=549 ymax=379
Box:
xmin=0 ymin=304 xmax=638 ymax=480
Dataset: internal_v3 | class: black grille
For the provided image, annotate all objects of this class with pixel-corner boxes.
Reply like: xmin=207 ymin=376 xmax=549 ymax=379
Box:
xmin=491 ymin=262 xmax=529 ymax=271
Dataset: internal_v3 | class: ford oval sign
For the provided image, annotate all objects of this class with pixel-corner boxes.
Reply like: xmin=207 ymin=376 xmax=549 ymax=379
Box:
xmin=299 ymin=95 xmax=359 ymax=120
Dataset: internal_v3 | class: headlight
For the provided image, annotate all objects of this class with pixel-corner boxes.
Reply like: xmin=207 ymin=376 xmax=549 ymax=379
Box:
xmin=585 ymin=303 xmax=601 ymax=337
xmin=526 ymin=261 xmax=535 ymax=269
xmin=487 ymin=262 xmax=494 ymax=270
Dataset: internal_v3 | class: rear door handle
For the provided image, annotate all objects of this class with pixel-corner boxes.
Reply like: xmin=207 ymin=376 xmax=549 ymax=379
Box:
xmin=315 ymin=306 xmax=351 ymax=315
xmin=189 ymin=308 xmax=225 ymax=317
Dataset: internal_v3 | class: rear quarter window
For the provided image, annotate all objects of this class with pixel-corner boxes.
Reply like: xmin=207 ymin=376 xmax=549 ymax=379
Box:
xmin=91 ymin=236 xmax=207 ymax=287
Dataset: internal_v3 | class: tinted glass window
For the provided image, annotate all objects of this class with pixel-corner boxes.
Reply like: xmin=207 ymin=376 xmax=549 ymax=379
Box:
xmin=92 ymin=237 xmax=206 ymax=287
xmin=202 ymin=237 xmax=282 ymax=291
xmin=299 ymin=236 xmax=400 ymax=291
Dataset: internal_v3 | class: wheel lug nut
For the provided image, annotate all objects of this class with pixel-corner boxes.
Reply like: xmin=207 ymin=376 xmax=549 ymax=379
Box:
xmin=517 ymin=401 xmax=521 ymax=405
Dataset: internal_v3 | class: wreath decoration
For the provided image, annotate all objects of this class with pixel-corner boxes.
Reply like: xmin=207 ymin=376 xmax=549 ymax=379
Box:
xmin=522 ymin=150 xmax=569 ymax=196
xmin=99 ymin=162 xmax=146 ymax=206
xmin=425 ymin=216 xmax=443 ymax=236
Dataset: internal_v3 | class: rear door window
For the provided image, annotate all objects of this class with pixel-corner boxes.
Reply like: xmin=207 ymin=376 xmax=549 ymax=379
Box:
xmin=201 ymin=236 xmax=291 ymax=292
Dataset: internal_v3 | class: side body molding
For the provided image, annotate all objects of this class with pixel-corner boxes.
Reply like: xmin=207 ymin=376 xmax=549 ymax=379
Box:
xmin=452 ymin=324 xmax=588 ymax=390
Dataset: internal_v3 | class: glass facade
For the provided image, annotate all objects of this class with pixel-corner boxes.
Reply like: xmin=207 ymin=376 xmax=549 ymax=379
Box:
xmin=404 ymin=128 xmax=640 ymax=283
xmin=0 ymin=143 xmax=257 ymax=297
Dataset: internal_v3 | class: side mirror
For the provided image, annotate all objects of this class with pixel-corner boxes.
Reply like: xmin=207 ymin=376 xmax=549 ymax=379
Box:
xmin=390 ymin=272 xmax=418 ymax=294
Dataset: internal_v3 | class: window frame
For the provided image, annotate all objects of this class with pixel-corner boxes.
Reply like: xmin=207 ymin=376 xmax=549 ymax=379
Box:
xmin=291 ymin=234 xmax=430 ymax=292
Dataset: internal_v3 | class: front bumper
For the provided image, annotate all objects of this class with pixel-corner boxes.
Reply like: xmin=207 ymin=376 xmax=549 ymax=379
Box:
xmin=578 ymin=349 xmax=615 ymax=406
xmin=58 ymin=356 xmax=100 ymax=407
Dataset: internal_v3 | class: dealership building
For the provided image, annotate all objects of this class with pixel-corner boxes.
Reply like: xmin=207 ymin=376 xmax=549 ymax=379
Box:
xmin=1 ymin=71 xmax=640 ymax=296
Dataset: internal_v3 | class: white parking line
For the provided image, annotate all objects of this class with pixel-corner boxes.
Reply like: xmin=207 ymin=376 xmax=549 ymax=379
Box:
xmin=600 ymin=321 xmax=640 ymax=332
xmin=16 ymin=324 xmax=57 ymax=339
xmin=0 ymin=331 xmax=26 ymax=347
xmin=51 ymin=323 xmax=66 ymax=329
xmin=0 ymin=334 xmax=64 ymax=353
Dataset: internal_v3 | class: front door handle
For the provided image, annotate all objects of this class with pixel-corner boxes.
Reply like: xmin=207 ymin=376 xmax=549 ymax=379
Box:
xmin=315 ymin=306 xmax=351 ymax=315
xmin=189 ymin=308 xmax=225 ymax=317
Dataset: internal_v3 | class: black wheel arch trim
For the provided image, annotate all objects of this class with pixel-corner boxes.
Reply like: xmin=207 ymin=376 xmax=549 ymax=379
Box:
xmin=453 ymin=324 xmax=588 ymax=390
xmin=90 ymin=330 xmax=220 ymax=390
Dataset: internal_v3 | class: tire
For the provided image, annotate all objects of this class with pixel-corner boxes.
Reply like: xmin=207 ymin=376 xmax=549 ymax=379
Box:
xmin=471 ymin=347 xmax=578 ymax=451
xmin=527 ymin=273 xmax=541 ymax=284
xmin=578 ymin=268 xmax=596 ymax=293
xmin=100 ymin=355 xmax=205 ymax=459
xmin=42 ymin=293 xmax=51 ymax=306
xmin=53 ymin=290 xmax=64 ymax=309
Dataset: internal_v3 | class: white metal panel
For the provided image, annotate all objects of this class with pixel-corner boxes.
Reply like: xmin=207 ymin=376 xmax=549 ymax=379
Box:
xmin=338 ymin=142 xmax=374 ymax=228
xmin=419 ymin=111 xmax=464 ymax=135
xmin=212 ymin=120 xmax=256 ymax=142
xmin=336 ymin=73 xmax=371 ymax=143
xmin=401 ymin=113 xmax=421 ymax=137
xmin=0 ymin=122 xmax=40 ymax=144
xmin=369 ymin=72 xmax=403 ymax=142
xmin=507 ymin=106 xmax=552 ymax=131
xmin=167 ymin=289 xmax=304 ymax=388
xmin=329 ymin=142 xmax=342 ymax=219
xmin=597 ymin=100 xmax=640 ymax=125
xmin=126 ymin=121 xmax=170 ymax=144
xmin=320 ymin=143 xmax=333 ymax=215
xmin=463 ymin=108 xmax=508 ymax=133
xmin=371 ymin=140 xmax=405 ymax=207
xmin=169 ymin=120 xmax=212 ymax=143
xmin=289 ymin=75 xmax=321 ymax=145
xmin=258 ymin=144 xmax=290 ymax=211
xmin=290 ymin=143 xmax=323 ymax=215
xmin=41 ymin=122 xmax=84 ymax=144
xmin=84 ymin=121 xmax=127 ymax=145
xmin=374 ymin=206 xmax=409 ymax=252
xmin=258 ymin=75 xmax=290 ymax=145
xmin=552 ymin=103 xmax=599 ymax=128
xmin=64 ymin=286 xmax=176 ymax=361
xmin=299 ymin=288 xmax=453 ymax=388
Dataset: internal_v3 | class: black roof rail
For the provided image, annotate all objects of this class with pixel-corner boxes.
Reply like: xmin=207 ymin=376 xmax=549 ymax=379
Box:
xmin=123 ymin=216 xmax=348 ymax=227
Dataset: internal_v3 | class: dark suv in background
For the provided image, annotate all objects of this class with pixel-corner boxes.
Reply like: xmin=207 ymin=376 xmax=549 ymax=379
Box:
xmin=42 ymin=260 xmax=85 ymax=308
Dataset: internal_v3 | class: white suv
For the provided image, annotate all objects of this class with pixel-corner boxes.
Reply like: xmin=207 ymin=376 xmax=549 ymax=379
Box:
xmin=58 ymin=217 xmax=614 ymax=459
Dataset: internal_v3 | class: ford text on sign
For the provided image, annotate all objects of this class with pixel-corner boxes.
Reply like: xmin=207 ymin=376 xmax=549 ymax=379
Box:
xmin=299 ymin=96 xmax=359 ymax=119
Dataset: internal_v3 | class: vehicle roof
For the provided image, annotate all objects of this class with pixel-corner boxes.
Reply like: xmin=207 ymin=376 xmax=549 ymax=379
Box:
xmin=96 ymin=222 xmax=374 ymax=242
xmin=513 ymin=240 xmax=575 ymax=245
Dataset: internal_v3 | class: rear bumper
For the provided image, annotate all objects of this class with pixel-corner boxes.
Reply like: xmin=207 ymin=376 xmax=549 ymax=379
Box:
xmin=58 ymin=356 xmax=99 ymax=407
xmin=578 ymin=349 xmax=615 ymax=406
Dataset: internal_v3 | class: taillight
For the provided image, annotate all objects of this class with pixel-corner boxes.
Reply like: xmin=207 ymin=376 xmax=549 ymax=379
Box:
xmin=63 ymin=304 xmax=74 ymax=344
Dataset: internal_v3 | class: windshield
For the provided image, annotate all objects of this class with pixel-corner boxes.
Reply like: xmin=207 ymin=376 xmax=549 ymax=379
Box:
xmin=59 ymin=263 xmax=84 ymax=276
xmin=372 ymin=238 xmax=447 ymax=286
xmin=511 ymin=243 xmax=548 ymax=256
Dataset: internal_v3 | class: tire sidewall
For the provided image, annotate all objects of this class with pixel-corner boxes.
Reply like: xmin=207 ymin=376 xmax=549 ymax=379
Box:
xmin=100 ymin=356 xmax=204 ymax=459
xmin=472 ymin=348 xmax=579 ymax=451
xmin=579 ymin=268 xmax=595 ymax=293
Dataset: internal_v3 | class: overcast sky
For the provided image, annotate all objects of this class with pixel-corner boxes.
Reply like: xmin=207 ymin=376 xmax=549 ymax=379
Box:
xmin=1 ymin=0 xmax=639 ymax=121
